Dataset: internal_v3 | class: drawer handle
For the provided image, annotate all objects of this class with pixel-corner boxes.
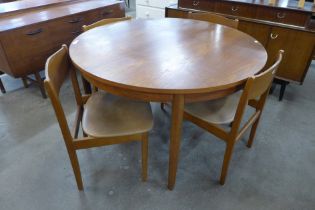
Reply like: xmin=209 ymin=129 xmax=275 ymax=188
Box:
xmin=26 ymin=28 xmax=43 ymax=36
xmin=231 ymin=6 xmax=239 ymax=12
xmin=68 ymin=17 xmax=83 ymax=24
xmin=270 ymin=33 xmax=278 ymax=39
xmin=71 ymin=30 xmax=81 ymax=35
xmin=276 ymin=12 xmax=286 ymax=19
xmin=192 ymin=0 xmax=199 ymax=6
xmin=101 ymin=9 xmax=114 ymax=16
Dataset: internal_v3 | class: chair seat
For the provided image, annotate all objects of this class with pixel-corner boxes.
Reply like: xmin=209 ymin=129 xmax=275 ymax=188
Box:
xmin=184 ymin=91 xmax=242 ymax=124
xmin=82 ymin=92 xmax=153 ymax=138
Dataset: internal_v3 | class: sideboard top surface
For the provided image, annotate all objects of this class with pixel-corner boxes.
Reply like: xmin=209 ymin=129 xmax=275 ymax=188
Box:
xmin=0 ymin=0 xmax=122 ymax=32
xmin=222 ymin=0 xmax=315 ymax=13
xmin=0 ymin=0 xmax=75 ymax=14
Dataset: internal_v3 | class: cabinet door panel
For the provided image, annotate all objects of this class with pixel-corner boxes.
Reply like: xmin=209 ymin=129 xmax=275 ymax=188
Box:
xmin=266 ymin=27 xmax=315 ymax=83
xmin=238 ymin=20 xmax=271 ymax=47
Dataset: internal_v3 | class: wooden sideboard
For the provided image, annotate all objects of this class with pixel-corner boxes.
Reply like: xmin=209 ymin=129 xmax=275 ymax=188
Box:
xmin=166 ymin=0 xmax=315 ymax=92
xmin=0 ymin=0 xmax=125 ymax=97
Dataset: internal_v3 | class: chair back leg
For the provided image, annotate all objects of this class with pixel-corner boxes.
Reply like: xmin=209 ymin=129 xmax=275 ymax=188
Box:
xmin=141 ymin=133 xmax=149 ymax=181
xmin=247 ymin=116 xmax=261 ymax=148
xmin=220 ymin=140 xmax=236 ymax=185
xmin=68 ymin=149 xmax=84 ymax=190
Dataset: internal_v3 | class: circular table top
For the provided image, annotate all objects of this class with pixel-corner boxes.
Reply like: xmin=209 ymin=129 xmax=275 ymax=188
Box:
xmin=69 ymin=18 xmax=267 ymax=94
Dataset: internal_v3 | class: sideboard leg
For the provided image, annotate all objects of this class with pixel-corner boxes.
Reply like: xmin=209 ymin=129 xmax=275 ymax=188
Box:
xmin=279 ymin=82 xmax=288 ymax=101
xmin=21 ymin=77 xmax=29 ymax=88
xmin=81 ymin=75 xmax=92 ymax=94
xmin=0 ymin=76 xmax=5 ymax=94
xmin=273 ymin=78 xmax=289 ymax=101
xmin=34 ymin=72 xmax=47 ymax=99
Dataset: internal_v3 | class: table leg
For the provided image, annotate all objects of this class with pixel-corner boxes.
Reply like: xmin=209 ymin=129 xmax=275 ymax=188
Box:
xmin=168 ymin=94 xmax=184 ymax=190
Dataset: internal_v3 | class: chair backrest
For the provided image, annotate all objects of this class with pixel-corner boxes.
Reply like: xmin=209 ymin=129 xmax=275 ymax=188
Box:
xmin=82 ymin=16 xmax=132 ymax=32
xmin=44 ymin=45 xmax=83 ymax=143
xmin=230 ymin=50 xmax=284 ymax=136
xmin=245 ymin=50 xmax=284 ymax=100
xmin=188 ymin=12 xmax=239 ymax=29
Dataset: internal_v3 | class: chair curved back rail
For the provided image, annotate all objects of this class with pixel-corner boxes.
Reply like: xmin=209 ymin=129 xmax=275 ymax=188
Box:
xmin=82 ymin=16 xmax=132 ymax=32
xmin=187 ymin=12 xmax=239 ymax=29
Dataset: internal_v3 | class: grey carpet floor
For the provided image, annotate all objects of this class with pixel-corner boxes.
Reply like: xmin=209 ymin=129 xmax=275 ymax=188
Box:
xmin=0 ymin=63 xmax=314 ymax=210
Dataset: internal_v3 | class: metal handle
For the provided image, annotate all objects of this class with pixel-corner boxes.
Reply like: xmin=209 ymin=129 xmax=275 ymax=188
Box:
xmin=231 ymin=6 xmax=239 ymax=11
xmin=101 ymin=9 xmax=114 ymax=16
xmin=26 ymin=28 xmax=43 ymax=36
xmin=192 ymin=0 xmax=199 ymax=6
xmin=276 ymin=12 xmax=286 ymax=19
xmin=270 ymin=33 xmax=278 ymax=39
xmin=71 ymin=30 xmax=81 ymax=35
xmin=68 ymin=17 xmax=83 ymax=24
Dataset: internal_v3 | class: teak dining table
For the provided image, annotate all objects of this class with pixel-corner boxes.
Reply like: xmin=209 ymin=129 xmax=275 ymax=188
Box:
xmin=69 ymin=18 xmax=267 ymax=190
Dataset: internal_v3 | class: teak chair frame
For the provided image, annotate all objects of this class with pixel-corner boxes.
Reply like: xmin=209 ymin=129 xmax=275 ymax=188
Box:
xmin=184 ymin=50 xmax=284 ymax=185
xmin=44 ymin=45 xmax=148 ymax=190
xmin=187 ymin=11 xmax=239 ymax=29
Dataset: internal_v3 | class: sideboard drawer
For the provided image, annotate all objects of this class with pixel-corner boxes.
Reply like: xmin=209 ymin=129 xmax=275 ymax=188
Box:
xmin=137 ymin=0 xmax=175 ymax=8
xmin=9 ymin=50 xmax=56 ymax=77
xmin=179 ymin=0 xmax=215 ymax=11
xmin=1 ymin=23 xmax=54 ymax=61
xmin=215 ymin=1 xmax=256 ymax=18
xmin=50 ymin=14 xmax=86 ymax=46
xmin=255 ymin=7 xmax=308 ymax=26
xmin=136 ymin=5 xmax=165 ymax=19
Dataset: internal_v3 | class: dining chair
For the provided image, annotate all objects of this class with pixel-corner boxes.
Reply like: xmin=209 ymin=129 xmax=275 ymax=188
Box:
xmin=187 ymin=12 xmax=239 ymax=29
xmin=183 ymin=50 xmax=284 ymax=185
xmin=44 ymin=45 xmax=153 ymax=190
xmin=81 ymin=16 xmax=132 ymax=93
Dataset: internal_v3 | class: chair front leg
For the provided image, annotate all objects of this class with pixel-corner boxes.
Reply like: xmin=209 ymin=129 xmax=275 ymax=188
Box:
xmin=220 ymin=140 xmax=235 ymax=185
xmin=141 ymin=133 xmax=149 ymax=181
xmin=68 ymin=148 xmax=84 ymax=190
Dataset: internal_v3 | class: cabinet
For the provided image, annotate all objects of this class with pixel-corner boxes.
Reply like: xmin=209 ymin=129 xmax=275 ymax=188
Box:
xmin=265 ymin=27 xmax=314 ymax=81
xmin=165 ymin=2 xmax=315 ymax=84
xmin=0 ymin=1 xmax=125 ymax=78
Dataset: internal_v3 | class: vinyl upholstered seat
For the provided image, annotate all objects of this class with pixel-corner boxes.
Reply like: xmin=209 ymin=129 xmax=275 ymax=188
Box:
xmin=82 ymin=91 xmax=153 ymax=138
xmin=184 ymin=91 xmax=242 ymax=124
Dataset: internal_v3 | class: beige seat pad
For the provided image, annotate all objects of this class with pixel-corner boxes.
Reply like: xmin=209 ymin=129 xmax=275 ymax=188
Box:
xmin=82 ymin=92 xmax=153 ymax=138
xmin=184 ymin=91 xmax=242 ymax=124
